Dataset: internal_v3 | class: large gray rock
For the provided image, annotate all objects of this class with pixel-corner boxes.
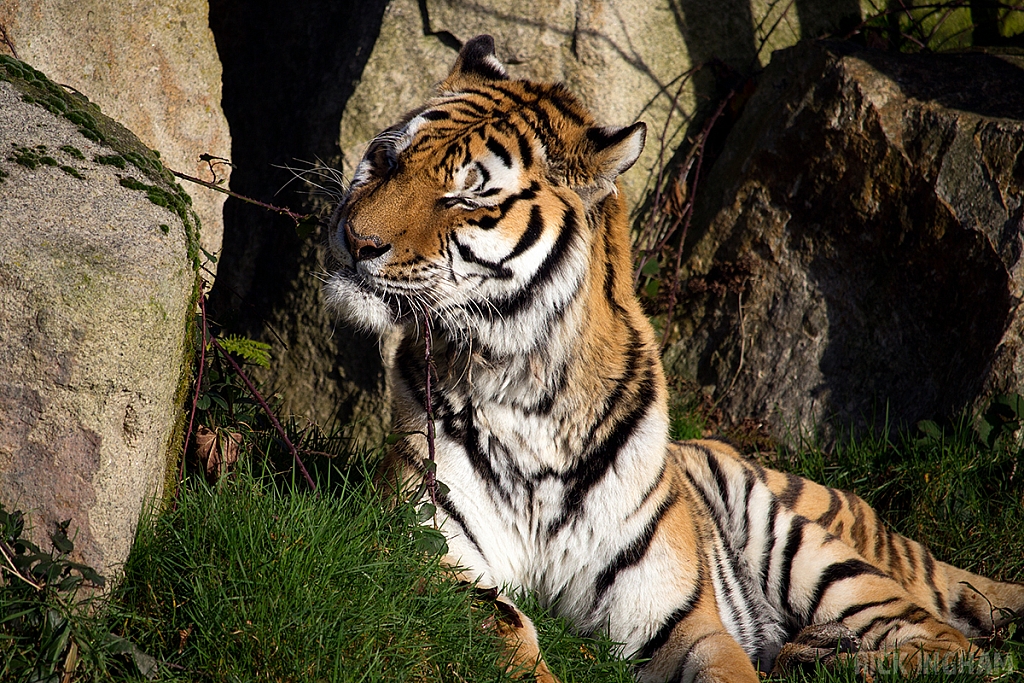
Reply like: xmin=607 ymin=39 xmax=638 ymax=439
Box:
xmin=0 ymin=0 xmax=231 ymax=271
xmin=664 ymin=40 xmax=1024 ymax=444
xmin=0 ymin=57 xmax=198 ymax=580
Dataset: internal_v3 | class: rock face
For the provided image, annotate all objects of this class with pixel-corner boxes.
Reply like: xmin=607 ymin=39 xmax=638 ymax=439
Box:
xmin=0 ymin=58 xmax=198 ymax=580
xmin=0 ymin=0 xmax=231 ymax=269
xmin=340 ymin=0 xmax=862 ymax=213
xmin=206 ymin=0 xmax=392 ymax=444
xmin=665 ymin=40 xmax=1024 ymax=443
xmin=242 ymin=0 xmax=853 ymax=441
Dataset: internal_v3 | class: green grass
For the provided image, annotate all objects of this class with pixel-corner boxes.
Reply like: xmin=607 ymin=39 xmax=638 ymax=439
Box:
xmin=109 ymin=463 xmax=511 ymax=682
xmin=101 ymin=458 xmax=636 ymax=683
xmin=4 ymin=400 xmax=1024 ymax=682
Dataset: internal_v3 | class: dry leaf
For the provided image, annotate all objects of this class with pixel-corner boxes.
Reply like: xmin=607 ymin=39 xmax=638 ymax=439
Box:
xmin=195 ymin=425 xmax=242 ymax=482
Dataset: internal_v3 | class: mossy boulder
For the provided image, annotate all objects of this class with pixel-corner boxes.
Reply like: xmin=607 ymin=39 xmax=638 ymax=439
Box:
xmin=1 ymin=0 xmax=231 ymax=269
xmin=0 ymin=57 xmax=198 ymax=582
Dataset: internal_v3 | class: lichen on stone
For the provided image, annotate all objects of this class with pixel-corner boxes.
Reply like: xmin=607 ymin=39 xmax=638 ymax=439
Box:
xmin=0 ymin=53 xmax=202 ymax=271
xmin=60 ymin=144 xmax=85 ymax=160
xmin=59 ymin=164 xmax=84 ymax=179
xmin=95 ymin=154 xmax=127 ymax=169
xmin=9 ymin=144 xmax=58 ymax=169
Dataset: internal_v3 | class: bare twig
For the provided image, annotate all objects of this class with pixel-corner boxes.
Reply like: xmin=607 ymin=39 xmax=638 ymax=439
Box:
xmin=170 ymin=168 xmax=312 ymax=228
xmin=198 ymin=153 xmax=234 ymax=185
xmin=0 ymin=23 xmax=18 ymax=60
xmin=297 ymin=448 xmax=339 ymax=459
xmin=923 ymin=3 xmax=958 ymax=45
xmin=173 ymin=286 xmax=209 ymax=508
xmin=170 ymin=158 xmax=321 ymax=494
xmin=421 ymin=306 xmax=438 ymax=505
xmin=720 ymin=284 xmax=748 ymax=401
xmin=0 ymin=538 xmax=43 ymax=591
xmin=208 ymin=334 xmax=318 ymax=493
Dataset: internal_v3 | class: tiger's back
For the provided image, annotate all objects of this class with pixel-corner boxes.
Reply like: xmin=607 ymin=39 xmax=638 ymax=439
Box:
xmin=326 ymin=35 xmax=1024 ymax=682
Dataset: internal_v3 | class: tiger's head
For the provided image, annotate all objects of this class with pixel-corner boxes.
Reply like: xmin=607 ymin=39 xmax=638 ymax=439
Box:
xmin=326 ymin=35 xmax=646 ymax=354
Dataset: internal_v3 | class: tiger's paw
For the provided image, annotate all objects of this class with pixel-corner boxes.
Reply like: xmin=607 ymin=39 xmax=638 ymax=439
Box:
xmin=771 ymin=622 xmax=862 ymax=678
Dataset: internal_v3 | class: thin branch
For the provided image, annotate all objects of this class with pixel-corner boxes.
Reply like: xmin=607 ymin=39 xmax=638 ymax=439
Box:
xmin=173 ymin=287 xmax=209 ymax=508
xmin=421 ymin=305 xmax=438 ymax=505
xmin=0 ymin=538 xmax=43 ymax=591
xmin=720 ymin=284 xmax=749 ymax=401
xmin=0 ymin=24 xmax=18 ymax=60
xmin=199 ymin=153 xmax=234 ymax=184
xmin=170 ymin=168 xmax=312 ymax=227
xmin=207 ymin=335 xmax=317 ymax=493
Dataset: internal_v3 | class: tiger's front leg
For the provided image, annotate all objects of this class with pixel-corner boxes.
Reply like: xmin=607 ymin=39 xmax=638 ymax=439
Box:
xmin=633 ymin=594 xmax=760 ymax=683
xmin=472 ymin=584 xmax=560 ymax=683
xmin=445 ymin=564 xmax=560 ymax=682
xmin=620 ymin=473 xmax=760 ymax=683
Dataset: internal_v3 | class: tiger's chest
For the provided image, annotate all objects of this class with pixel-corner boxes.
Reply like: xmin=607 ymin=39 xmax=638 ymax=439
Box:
xmin=417 ymin=378 xmax=663 ymax=614
xmin=392 ymin=341 xmax=670 ymax=623
xmin=431 ymin=401 xmax=613 ymax=604
xmin=434 ymin=388 xmax=578 ymax=534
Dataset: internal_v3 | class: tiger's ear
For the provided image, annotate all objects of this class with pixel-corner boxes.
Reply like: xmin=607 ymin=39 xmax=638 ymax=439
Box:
xmin=439 ymin=34 xmax=509 ymax=93
xmin=586 ymin=123 xmax=647 ymax=184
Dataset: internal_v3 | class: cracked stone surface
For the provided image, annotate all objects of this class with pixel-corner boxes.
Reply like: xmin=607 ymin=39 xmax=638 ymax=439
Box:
xmin=664 ymin=41 xmax=1024 ymax=444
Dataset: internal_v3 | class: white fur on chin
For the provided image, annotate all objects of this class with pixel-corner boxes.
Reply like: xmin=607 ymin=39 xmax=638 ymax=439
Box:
xmin=323 ymin=274 xmax=396 ymax=334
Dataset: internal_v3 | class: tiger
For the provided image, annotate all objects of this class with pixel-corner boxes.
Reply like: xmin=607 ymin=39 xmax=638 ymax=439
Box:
xmin=324 ymin=35 xmax=1024 ymax=682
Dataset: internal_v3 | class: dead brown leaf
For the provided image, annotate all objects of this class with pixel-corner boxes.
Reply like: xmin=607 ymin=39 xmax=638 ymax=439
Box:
xmin=195 ymin=425 xmax=242 ymax=482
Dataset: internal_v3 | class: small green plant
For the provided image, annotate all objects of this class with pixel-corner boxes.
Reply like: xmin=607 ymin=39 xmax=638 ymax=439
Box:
xmin=388 ymin=447 xmax=451 ymax=556
xmin=194 ymin=335 xmax=268 ymax=418
xmin=667 ymin=384 xmax=709 ymax=441
xmin=215 ymin=334 xmax=272 ymax=368
xmin=0 ymin=503 xmax=155 ymax=682
xmin=974 ymin=393 xmax=1024 ymax=449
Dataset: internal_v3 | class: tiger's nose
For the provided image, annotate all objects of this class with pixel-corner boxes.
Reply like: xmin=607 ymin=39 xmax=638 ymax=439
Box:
xmin=344 ymin=221 xmax=392 ymax=262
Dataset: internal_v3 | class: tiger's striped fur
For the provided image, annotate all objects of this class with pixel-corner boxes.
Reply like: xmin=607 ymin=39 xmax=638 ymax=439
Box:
xmin=325 ymin=35 xmax=1024 ymax=682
